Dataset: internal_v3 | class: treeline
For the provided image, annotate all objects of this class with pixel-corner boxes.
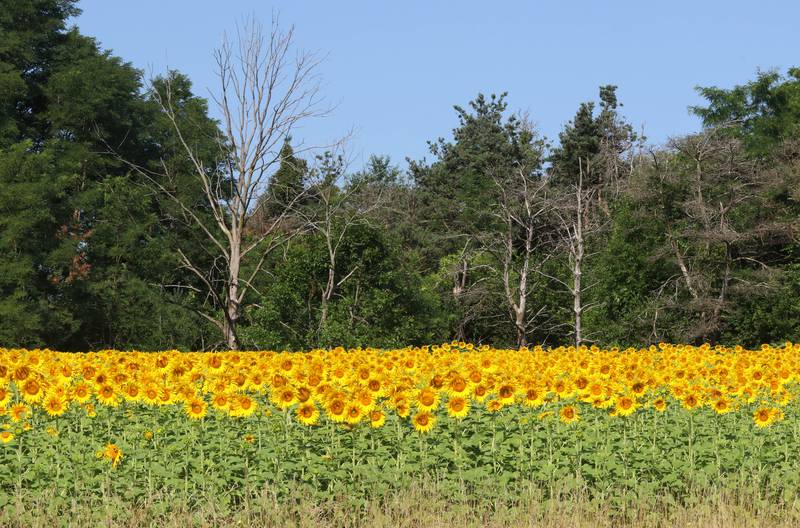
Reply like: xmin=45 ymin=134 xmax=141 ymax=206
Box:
xmin=1 ymin=1 xmax=798 ymax=351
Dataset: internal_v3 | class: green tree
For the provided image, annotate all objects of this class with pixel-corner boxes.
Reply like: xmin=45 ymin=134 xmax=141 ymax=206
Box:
xmin=692 ymin=68 xmax=800 ymax=156
xmin=0 ymin=1 xmax=218 ymax=349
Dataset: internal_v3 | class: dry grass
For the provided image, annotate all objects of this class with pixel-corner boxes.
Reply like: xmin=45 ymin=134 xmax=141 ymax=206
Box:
xmin=3 ymin=484 xmax=800 ymax=528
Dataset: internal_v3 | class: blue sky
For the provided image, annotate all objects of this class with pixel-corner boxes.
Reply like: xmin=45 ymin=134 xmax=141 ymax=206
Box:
xmin=74 ymin=1 xmax=799 ymax=170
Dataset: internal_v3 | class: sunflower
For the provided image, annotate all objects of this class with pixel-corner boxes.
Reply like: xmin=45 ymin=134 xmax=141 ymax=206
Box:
xmin=211 ymin=392 xmax=230 ymax=411
xmin=230 ymin=395 xmax=257 ymax=418
xmin=631 ymin=382 xmax=647 ymax=397
xmin=21 ymin=379 xmax=43 ymax=403
xmin=712 ymin=397 xmax=732 ymax=415
xmin=123 ymin=384 xmax=141 ymax=402
xmin=71 ymin=382 xmax=91 ymax=403
xmin=613 ymin=396 xmax=638 ymax=417
xmin=447 ymin=375 xmax=469 ymax=396
xmin=327 ymin=398 xmax=347 ymax=423
xmin=185 ymin=397 xmax=207 ymax=420
xmin=753 ymin=407 xmax=783 ymax=428
xmin=0 ymin=431 xmax=13 ymax=444
xmin=559 ymin=405 xmax=579 ymax=424
xmin=97 ymin=385 xmax=119 ymax=407
xmin=522 ymin=388 xmax=545 ymax=408
xmin=296 ymin=386 xmax=312 ymax=403
xmin=43 ymin=393 xmax=68 ymax=417
xmin=753 ymin=407 xmax=774 ymax=428
xmin=296 ymin=402 xmax=320 ymax=426
xmin=350 ymin=390 xmax=373 ymax=412
xmin=102 ymin=443 xmax=123 ymax=468
xmin=446 ymin=396 xmax=470 ymax=419
xmin=651 ymin=397 xmax=667 ymax=412
xmin=681 ymin=393 xmax=701 ymax=411
xmin=415 ymin=387 xmax=439 ymax=411
xmin=0 ymin=386 xmax=10 ymax=407
xmin=344 ymin=403 xmax=363 ymax=425
xmin=497 ymin=384 xmax=515 ymax=404
xmin=395 ymin=399 xmax=411 ymax=418
xmin=486 ymin=399 xmax=504 ymax=413
xmin=369 ymin=409 xmax=386 ymax=428
xmin=272 ymin=387 xmax=297 ymax=410
xmin=412 ymin=410 xmax=436 ymax=433
xmin=473 ymin=384 xmax=489 ymax=402
xmin=9 ymin=403 xmax=29 ymax=423
xmin=157 ymin=387 xmax=174 ymax=406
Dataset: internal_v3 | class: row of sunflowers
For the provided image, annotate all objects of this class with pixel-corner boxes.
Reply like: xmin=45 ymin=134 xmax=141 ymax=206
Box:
xmin=1 ymin=342 xmax=797 ymax=438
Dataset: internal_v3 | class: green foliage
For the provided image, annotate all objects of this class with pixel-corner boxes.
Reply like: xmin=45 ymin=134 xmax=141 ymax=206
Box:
xmin=242 ymin=223 xmax=448 ymax=350
xmin=693 ymin=68 xmax=800 ymax=156
xmin=4 ymin=402 xmax=800 ymax=513
xmin=548 ymin=85 xmax=635 ymax=187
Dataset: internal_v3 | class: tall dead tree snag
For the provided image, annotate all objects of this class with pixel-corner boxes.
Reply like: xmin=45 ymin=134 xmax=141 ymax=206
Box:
xmin=543 ymin=158 xmax=602 ymax=349
xmin=132 ymin=18 xmax=326 ymax=349
xmin=488 ymin=168 xmax=548 ymax=347
xmin=567 ymin=161 xmax=590 ymax=347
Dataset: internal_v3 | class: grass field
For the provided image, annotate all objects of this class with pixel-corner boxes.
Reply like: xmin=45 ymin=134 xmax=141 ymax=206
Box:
xmin=2 ymin=343 xmax=800 ymax=526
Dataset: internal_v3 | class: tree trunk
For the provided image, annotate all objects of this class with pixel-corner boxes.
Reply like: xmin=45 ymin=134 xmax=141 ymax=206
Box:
xmin=320 ymin=265 xmax=335 ymax=334
xmin=225 ymin=241 xmax=241 ymax=350
xmin=573 ymin=163 xmax=585 ymax=349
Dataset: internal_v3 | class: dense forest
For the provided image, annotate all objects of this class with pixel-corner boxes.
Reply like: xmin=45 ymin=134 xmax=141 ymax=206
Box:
xmin=1 ymin=0 xmax=798 ymax=351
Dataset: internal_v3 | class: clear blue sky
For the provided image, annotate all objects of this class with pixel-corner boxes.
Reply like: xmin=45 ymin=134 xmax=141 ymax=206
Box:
xmin=74 ymin=1 xmax=799 ymax=170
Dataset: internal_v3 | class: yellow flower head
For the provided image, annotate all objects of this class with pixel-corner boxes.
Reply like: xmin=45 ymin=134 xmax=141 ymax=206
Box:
xmin=559 ymin=405 xmax=580 ymax=424
xmin=412 ymin=410 xmax=436 ymax=433
xmin=103 ymin=443 xmax=123 ymax=468
xmin=185 ymin=397 xmax=207 ymax=420
xmin=369 ymin=409 xmax=386 ymax=428
xmin=296 ymin=402 xmax=320 ymax=426
xmin=446 ymin=396 xmax=470 ymax=419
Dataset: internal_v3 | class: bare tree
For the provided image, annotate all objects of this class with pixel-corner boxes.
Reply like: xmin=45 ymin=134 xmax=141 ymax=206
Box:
xmin=125 ymin=17 xmax=327 ymax=349
xmin=484 ymin=167 xmax=549 ymax=347
xmin=541 ymin=158 xmax=604 ymax=348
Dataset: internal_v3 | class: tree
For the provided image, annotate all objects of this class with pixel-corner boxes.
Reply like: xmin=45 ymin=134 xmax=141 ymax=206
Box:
xmin=633 ymin=131 xmax=796 ymax=344
xmin=410 ymin=93 xmax=540 ymax=343
xmin=241 ymin=222 xmax=447 ymax=350
xmin=486 ymin=164 xmax=548 ymax=347
xmin=130 ymin=17 xmax=326 ymax=349
xmin=692 ymin=68 xmax=800 ymax=156
xmin=0 ymin=1 xmax=218 ymax=350
xmin=548 ymin=85 xmax=637 ymax=203
xmin=298 ymin=151 xmax=386 ymax=336
xmin=544 ymin=159 xmax=605 ymax=347
xmin=253 ymin=138 xmax=309 ymax=225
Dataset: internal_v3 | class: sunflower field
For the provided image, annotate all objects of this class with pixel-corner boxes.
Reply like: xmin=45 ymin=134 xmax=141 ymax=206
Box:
xmin=3 ymin=343 xmax=800 ymax=525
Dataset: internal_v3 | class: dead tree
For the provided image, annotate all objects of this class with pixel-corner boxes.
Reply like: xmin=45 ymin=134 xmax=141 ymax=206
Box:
xmin=541 ymin=158 xmax=603 ymax=348
xmin=126 ymin=17 xmax=327 ymax=349
xmin=486 ymin=167 xmax=549 ymax=347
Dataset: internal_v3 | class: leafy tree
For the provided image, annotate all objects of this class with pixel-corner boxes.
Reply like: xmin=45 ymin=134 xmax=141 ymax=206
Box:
xmin=548 ymin=85 xmax=636 ymax=192
xmin=692 ymin=68 xmax=800 ymax=156
xmin=241 ymin=223 xmax=447 ymax=350
xmin=0 ymin=1 xmax=218 ymax=349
